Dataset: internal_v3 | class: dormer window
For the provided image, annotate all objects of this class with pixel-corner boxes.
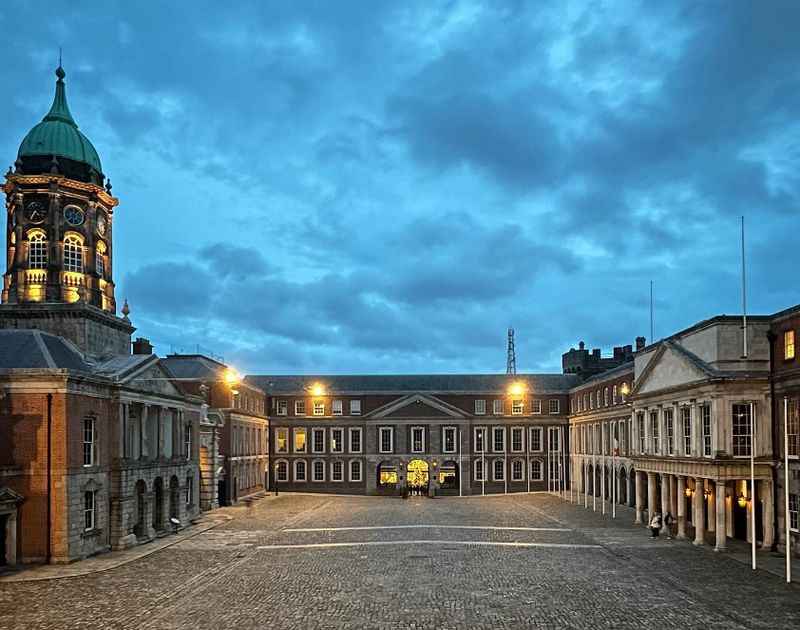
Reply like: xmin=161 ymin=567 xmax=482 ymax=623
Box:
xmin=63 ymin=234 xmax=83 ymax=272
xmin=27 ymin=230 xmax=48 ymax=269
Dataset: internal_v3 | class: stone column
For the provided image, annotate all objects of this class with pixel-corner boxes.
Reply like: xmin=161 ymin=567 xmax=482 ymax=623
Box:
xmin=635 ymin=471 xmax=644 ymax=524
xmin=647 ymin=472 xmax=656 ymax=523
xmin=583 ymin=459 xmax=589 ymax=509
xmin=693 ymin=478 xmax=705 ymax=545
xmin=761 ymin=479 xmax=775 ymax=549
xmin=119 ymin=402 xmax=127 ymax=459
xmin=707 ymin=484 xmax=716 ymax=533
xmin=141 ymin=404 xmax=150 ymax=459
xmin=715 ymin=480 xmax=726 ymax=551
xmin=676 ymin=475 xmax=687 ymax=539
xmin=670 ymin=475 xmax=678 ymax=517
xmin=660 ymin=474 xmax=670 ymax=535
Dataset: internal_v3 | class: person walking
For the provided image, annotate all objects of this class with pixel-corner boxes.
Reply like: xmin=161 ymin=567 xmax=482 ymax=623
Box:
xmin=650 ymin=512 xmax=662 ymax=538
xmin=664 ymin=512 xmax=675 ymax=539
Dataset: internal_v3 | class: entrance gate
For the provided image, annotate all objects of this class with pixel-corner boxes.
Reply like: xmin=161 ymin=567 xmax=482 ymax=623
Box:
xmin=407 ymin=460 xmax=429 ymax=493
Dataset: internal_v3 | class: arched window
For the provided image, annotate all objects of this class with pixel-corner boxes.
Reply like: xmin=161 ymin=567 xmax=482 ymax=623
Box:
xmin=95 ymin=240 xmax=107 ymax=277
xmin=27 ymin=231 xmax=48 ymax=269
xmin=64 ymin=235 xmax=83 ymax=272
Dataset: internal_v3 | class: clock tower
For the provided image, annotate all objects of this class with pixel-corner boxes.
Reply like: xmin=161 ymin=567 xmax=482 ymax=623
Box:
xmin=1 ymin=65 xmax=134 ymax=359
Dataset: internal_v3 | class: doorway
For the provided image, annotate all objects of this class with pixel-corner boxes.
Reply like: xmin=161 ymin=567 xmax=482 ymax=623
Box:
xmin=407 ymin=460 xmax=429 ymax=494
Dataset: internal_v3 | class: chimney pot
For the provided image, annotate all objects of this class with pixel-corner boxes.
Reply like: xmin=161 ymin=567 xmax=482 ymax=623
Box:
xmin=132 ymin=337 xmax=153 ymax=355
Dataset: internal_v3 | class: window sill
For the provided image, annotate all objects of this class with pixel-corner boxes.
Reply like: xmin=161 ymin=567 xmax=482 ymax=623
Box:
xmin=81 ymin=528 xmax=102 ymax=539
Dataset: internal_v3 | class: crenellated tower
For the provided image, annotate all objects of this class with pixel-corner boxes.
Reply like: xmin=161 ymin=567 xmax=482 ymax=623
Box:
xmin=1 ymin=65 xmax=134 ymax=359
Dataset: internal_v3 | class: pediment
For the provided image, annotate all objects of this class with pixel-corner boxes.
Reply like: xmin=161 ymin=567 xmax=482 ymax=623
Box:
xmin=633 ymin=343 xmax=712 ymax=396
xmin=124 ymin=361 xmax=184 ymax=397
xmin=372 ymin=394 xmax=465 ymax=419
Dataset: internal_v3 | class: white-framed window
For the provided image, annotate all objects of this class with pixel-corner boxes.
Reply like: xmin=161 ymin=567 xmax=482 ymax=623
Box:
xmin=786 ymin=330 xmax=796 ymax=361
xmin=474 ymin=459 xmax=484 ymax=482
xmin=275 ymin=428 xmax=289 ymax=454
xmin=492 ymin=427 xmax=505 ymax=453
xmin=313 ymin=401 xmax=325 ymax=416
xmin=701 ymin=403 xmax=712 ymax=457
xmin=510 ymin=427 xmax=524 ymax=453
xmin=493 ymin=399 xmax=503 ymax=415
xmin=379 ymin=427 xmax=394 ymax=453
xmin=411 ymin=426 xmax=425 ymax=453
xmin=789 ymin=494 xmax=799 ymax=531
xmin=63 ymin=234 xmax=83 ymax=272
xmin=312 ymin=428 xmax=325 ymax=453
xmin=637 ymin=412 xmax=646 ymax=454
xmin=442 ymin=426 xmax=457 ymax=453
xmin=84 ymin=490 xmax=96 ymax=531
xmin=512 ymin=399 xmax=524 ymax=415
xmin=528 ymin=427 xmax=542 ymax=452
xmin=650 ymin=410 xmax=659 ymax=454
xmin=331 ymin=460 xmax=344 ymax=482
xmin=475 ymin=399 xmax=486 ymax=415
xmin=788 ymin=399 xmax=799 ymax=458
xmin=584 ymin=394 xmax=589 ymax=410
xmin=530 ymin=458 xmax=543 ymax=481
xmin=27 ymin=231 xmax=48 ymax=269
xmin=732 ymin=403 xmax=752 ymax=457
xmin=548 ymin=426 xmax=560 ymax=452
xmin=295 ymin=400 xmax=306 ymax=416
xmin=350 ymin=400 xmax=362 ymax=415
xmin=95 ymin=247 xmax=105 ymax=277
xmin=277 ymin=400 xmax=288 ymax=415
xmin=681 ymin=407 xmax=692 ymax=455
xmin=621 ymin=384 xmax=628 ymax=402
xmin=276 ymin=459 xmax=289 ymax=482
xmin=185 ymin=475 xmax=193 ymax=507
xmin=349 ymin=427 xmax=362 ymax=453
xmin=492 ymin=459 xmax=505 ymax=482
xmin=312 ymin=459 xmax=325 ymax=482
xmin=332 ymin=400 xmax=343 ymax=415
xmin=532 ymin=399 xmax=542 ymax=415
xmin=511 ymin=459 xmax=524 ymax=481
xmin=83 ymin=416 xmax=96 ymax=466
xmin=184 ymin=420 xmax=192 ymax=458
xmin=474 ymin=427 xmax=486 ymax=453
xmin=349 ymin=459 xmax=363 ymax=482
xmin=330 ymin=428 xmax=344 ymax=453
xmin=549 ymin=399 xmax=560 ymax=414
xmin=665 ymin=408 xmax=674 ymax=455
xmin=589 ymin=394 xmax=594 ymax=410
xmin=294 ymin=459 xmax=307 ymax=482
xmin=612 ymin=385 xmax=618 ymax=405
xmin=293 ymin=428 xmax=307 ymax=453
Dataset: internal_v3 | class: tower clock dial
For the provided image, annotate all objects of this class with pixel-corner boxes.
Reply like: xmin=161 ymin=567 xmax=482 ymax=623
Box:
xmin=24 ymin=201 xmax=46 ymax=223
xmin=63 ymin=205 xmax=85 ymax=226
xmin=96 ymin=212 xmax=107 ymax=235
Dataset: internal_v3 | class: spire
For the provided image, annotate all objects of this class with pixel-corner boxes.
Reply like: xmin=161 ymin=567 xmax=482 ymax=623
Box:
xmin=43 ymin=64 xmax=77 ymax=127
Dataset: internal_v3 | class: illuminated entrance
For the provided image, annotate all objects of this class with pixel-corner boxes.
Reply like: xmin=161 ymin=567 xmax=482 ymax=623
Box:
xmin=407 ymin=459 xmax=429 ymax=490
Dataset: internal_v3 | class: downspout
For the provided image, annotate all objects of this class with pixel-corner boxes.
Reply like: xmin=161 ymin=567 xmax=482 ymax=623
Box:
xmin=46 ymin=393 xmax=52 ymax=564
xmin=767 ymin=330 xmax=779 ymax=551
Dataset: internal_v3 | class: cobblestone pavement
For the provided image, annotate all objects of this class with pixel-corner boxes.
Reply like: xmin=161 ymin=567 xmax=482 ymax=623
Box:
xmin=1 ymin=493 xmax=798 ymax=629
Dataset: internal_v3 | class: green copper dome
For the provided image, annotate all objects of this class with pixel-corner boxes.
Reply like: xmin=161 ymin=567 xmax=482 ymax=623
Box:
xmin=17 ymin=66 xmax=103 ymax=175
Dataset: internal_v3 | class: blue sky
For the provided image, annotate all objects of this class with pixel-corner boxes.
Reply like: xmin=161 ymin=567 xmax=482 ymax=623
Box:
xmin=2 ymin=1 xmax=799 ymax=374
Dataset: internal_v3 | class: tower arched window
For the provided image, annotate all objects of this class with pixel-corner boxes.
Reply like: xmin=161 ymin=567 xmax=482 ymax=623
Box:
xmin=27 ymin=231 xmax=48 ymax=269
xmin=95 ymin=240 xmax=107 ymax=277
xmin=64 ymin=235 xmax=83 ymax=272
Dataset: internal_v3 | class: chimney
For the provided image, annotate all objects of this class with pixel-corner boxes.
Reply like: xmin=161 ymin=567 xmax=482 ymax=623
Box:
xmin=578 ymin=341 xmax=585 ymax=350
xmin=592 ymin=348 xmax=601 ymax=358
xmin=635 ymin=336 xmax=646 ymax=351
xmin=132 ymin=337 xmax=153 ymax=355
xmin=613 ymin=346 xmax=623 ymax=359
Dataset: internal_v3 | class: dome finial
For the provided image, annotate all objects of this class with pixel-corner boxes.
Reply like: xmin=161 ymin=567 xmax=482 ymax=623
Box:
xmin=56 ymin=47 xmax=65 ymax=80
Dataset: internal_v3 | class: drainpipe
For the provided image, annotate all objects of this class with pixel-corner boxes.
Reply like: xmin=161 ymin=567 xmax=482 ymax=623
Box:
xmin=767 ymin=330 xmax=779 ymax=551
xmin=46 ymin=393 xmax=52 ymax=564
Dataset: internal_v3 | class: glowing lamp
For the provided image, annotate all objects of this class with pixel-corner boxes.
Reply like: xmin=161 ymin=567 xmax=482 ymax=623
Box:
xmin=684 ymin=487 xmax=693 ymax=498
xmin=310 ymin=383 xmax=326 ymax=397
xmin=737 ymin=493 xmax=748 ymax=508
xmin=620 ymin=383 xmax=630 ymax=397
xmin=508 ymin=382 xmax=526 ymax=397
xmin=223 ymin=368 xmax=241 ymax=387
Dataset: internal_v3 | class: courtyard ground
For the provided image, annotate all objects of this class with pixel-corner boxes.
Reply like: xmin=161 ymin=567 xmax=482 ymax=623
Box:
xmin=0 ymin=493 xmax=798 ymax=629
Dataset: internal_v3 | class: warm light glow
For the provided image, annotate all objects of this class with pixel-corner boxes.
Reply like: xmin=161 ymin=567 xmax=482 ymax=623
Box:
xmin=223 ymin=368 xmax=241 ymax=387
xmin=508 ymin=381 xmax=526 ymax=397
xmin=737 ymin=493 xmax=749 ymax=508
xmin=310 ymin=382 xmax=326 ymax=397
xmin=684 ymin=487 xmax=693 ymax=498
xmin=620 ymin=382 xmax=630 ymax=396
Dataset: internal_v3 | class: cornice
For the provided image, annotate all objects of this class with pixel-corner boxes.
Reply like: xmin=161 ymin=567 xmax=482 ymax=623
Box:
xmin=4 ymin=174 xmax=118 ymax=208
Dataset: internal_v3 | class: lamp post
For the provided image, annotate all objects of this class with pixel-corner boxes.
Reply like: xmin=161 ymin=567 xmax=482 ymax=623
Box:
xmin=274 ymin=461 xmax=279 ymax=496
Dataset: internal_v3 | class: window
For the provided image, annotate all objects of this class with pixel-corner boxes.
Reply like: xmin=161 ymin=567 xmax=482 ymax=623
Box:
xmin=493 ymin=427 xmax=505 ymax=452
xmin=665 ymin=408 xmax=674 ymax=455
xmin=312 ymin=460 xmax=325 ymax=482
xmin=529 ymin=427 xmax=542 ymax=452
xmin=293 ymin=428 xmax=307 ymax=453
xmin=63 ymin=235 xmax=83 ymax=272
xmin=512 ymin=399 xmax=524 ymax=415
xmin=511 ymin=427 xmax=523 ymax=452
xmin=331 ymin=428 xmax=344 ymax=453
xmin=530 ymin=459 xmax=543 ymax=481
xmin=493 ymin=400 xmax=503 ymax=415
xmin=276 ymin=428 xmax=289 ymax=453
xmin=474 ymin=459 xmax=484 ymax=482
xmin=511 ymin=459 xmax=524 ymax=481
xmin=650 ymin=411 xmax=659 ymax=454
xmin=83 ymin=416 xmax=96 ymax=466
xmin=331 ymin=461 xmax=344 ymax=482
xmin=732 ymin=403 xmax=752 ymax=457
xmin=701 ymin=404 xmax=712 ymax=457
xmin=27 ymin=231 xmax=48 ymax=269
xmin=597 ymin=390 xmax=602 ymax=408
xmin=612 ymin=385 xmax=618 ymax=405
xmin=185 ymin=475 xmax=193 ymax=507
xmin=276 ymin=460 xmax=289 ymax=482
xmin=474 ymin=427 xmax=486 ymax=453
xmin=475 ymin=399 xmax=486 ymax=415
xmin=603 ymin=388 xmax=609 ymax=407
xmin=379 ymin=464 xmax=398 ymax=485
xmin=532 ymin=399 xmax=542 ymax=414
xmin=493 ymin=459 xmax=505 ymax=481
xmin=95 ymin=243 xmax=105 ymax=277
xmin=184 ymin=421 xmax=192 ymax=458
xmin=350 ymin=400 xmax=362 ymax=415
xmin=583 ymin=394 xmax=588 ymax=410
xmin=349 ymin=427 xmax=362 ymax=453
xmin=788 ymin=399 xmax=799 ymax=457
xmin=786 ymin=330 xmax=796 ymax=360
xmin=379 ymin=427 xmax=393 ymax=453
xmin=682 ymin=407 xmax=692 ymax=456
xmin=548 ymin=427 xmax=560 ymax=452
xmin=84 ymin=490 xmax=96 ymax=531
xmin=443 ymin=427 xmax=457 ymax=453
xmin=411 ymin=427 xmax=425 ymax=452
xmin=549 ymin=399 xmax=560 ymax=415
xmin=294 ymin=460 xmax=307 ymax=482
xmin=789 ymin=494 xmax=799 ymax=531
xmin=312 ymin=428 xmax=325 ymax=453
xmin=589 ymin=394 xmax=594 ymax=410
xmin=349 ymin=460 xmax=362 ymax=482
xmin=621 ymin=383 xmax=628 ymax=402
xmin=277 ymin=400 xmax=288 ymax=415
xmin=332 ymin=400 xmax=343 ymax=415
xmin=313 ymin=401 xmax=325 ymax=416
xmin=295 ymin=400 xmax=306 ymax=416
xmin=637 ymin=412 xmax=646 ymax=453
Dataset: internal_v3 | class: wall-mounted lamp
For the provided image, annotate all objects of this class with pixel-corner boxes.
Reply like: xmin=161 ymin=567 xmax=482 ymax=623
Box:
xmin=684 ymin=487 xmax=694 ymax=498
xmin=737 ymin=493 xmax=749 ymax=509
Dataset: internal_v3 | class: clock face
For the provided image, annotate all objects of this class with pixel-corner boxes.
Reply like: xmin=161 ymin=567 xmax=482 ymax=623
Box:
xmin=63 ymin=205 xmax=85 ymax=226
xmin=24 ymin=201 xmax=47 ymax=223
xmin=96 ymin=212 xmax=107 ymax=235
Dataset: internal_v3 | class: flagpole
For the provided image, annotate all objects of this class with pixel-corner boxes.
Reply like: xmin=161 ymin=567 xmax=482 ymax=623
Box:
xmin=458 ymin=428 xmax=462 ymax=498
xmin=547 ymin=430 xmax=551 ymax=494
xmin=482 ymin=428 xmax=486 ymax=496
xmin=751 ymin=401 xmax=756 ymax=570
xmin=785 ymin=397 xmax=792 ymax=583
xmin=527 ymin=429 xmax=531 ymax=494
xmin=612 ymin=427 xmax=617 ymax=519
xmin=742 ymin=216 xmax=748 ymax=358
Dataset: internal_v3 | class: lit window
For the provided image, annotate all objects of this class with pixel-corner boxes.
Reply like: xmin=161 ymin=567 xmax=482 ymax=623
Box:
xmin=332 ymin=400 xmax=343 ymax=415
xmin=63 ymin=235 xmax=83 ymax=272
xmin=331 ymin=428 xmax=344 ymax=453
xmin=275 ymin=428 xmax=289 ymax=453
xmin=493 ymin=399 xmax=503 ymax=415
xmin=511 ymin=459 xmax=524 ymax=481
xmin=312 ymin=428 xmax=325 ymax=453
xmin=95 ymin=241 xmax=106 ymax=277
xmin=549 ymin=399 xmax=560 ymax=414
xmin=349 ymin=427 xmax=362 ymax=453
xmin=350 ymin=400 xmax=362 ymax=415
xmin=295 ymin=400 xmax=306 ymax=416
xmin=379 ymin=427 xmax=393 ymax=453
xmin=331 ymin=461 xmax=344 ymax=482
xmin=474 ymin=399 xmax=486 ymax=415
xmin=294 ymin=460 xmax=306 ymax=482
xmin=379 ymin=463 xmax=398 ymax=485
xmin=528 ymin=427 xmax=542 ymax=452
xmin=293 ymin=428 xmax=307 ymax=453
xmin=512 ymin=399 xmax=524 ymax=415
xmin=84 ymin=490 xmax=96 ymax=531
xmin=784 ymin=330 xmax=796 ymax=360
xmin=83 ymin=416 xmax=96 ymax=466
xmin=312 ymin=460 xmax=325 ymax=482
xmin=443 ymin=427 xmax=457 ymax=453
xmin=349 ymin=460 xmax=362 ymax=482
xmin=411 ymin=427 xmax=425 ymax=453
xmin=277 ymin=400 xmax=288 ymax=415
xmin=532 ymin=399 xmax=542 ymax=414
xmin=27 ymin=231 xmax=48 ymax=269
xmin=732 ymin=403 xmax=752 ymax=457
xmin=313 ymin=401 xmax=325 ymax=416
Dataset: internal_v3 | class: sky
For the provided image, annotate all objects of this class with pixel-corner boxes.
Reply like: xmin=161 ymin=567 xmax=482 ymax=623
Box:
xmin=1 ymin=1 xmax=799 ymax=375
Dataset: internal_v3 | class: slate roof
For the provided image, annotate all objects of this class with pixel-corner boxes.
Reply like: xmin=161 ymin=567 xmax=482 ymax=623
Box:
xmin=0 ymin=329 xmax=91 ymax=372
xmin=93 ymin=354 xmax=154 ymax=379
xmin=245 ymin=373 xmax=580 ymax=395
xmin=161 ymin=355 xmax=228 ymax=380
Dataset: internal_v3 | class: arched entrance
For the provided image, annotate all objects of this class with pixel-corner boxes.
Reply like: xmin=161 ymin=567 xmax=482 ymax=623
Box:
xmin=438 ymin=461 xmax=459 ymax=495
xmin=407 ymin=459 xmax=429 ymax=494
xmin=618 ymin=468 xmax=628 ymax=505
xmin=169 ymin=476 xmax=180 ymax=520
xmin=377 ymin=461 xmax=399 ymax=496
